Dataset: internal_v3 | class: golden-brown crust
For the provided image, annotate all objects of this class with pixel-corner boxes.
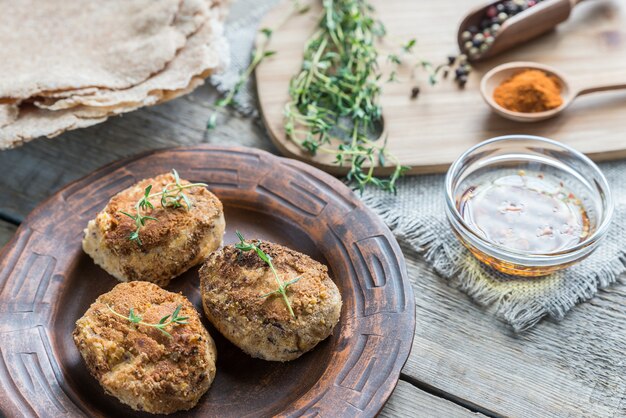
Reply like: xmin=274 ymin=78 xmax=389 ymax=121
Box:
xmin=82 ymin=172 xmax=225 ymax=286
xmin=203 ymin=243 xmax=331 ymax=321
xmin=199 ymin=241 xmax=342 ymax=361
xmin=103 ymin=173 xmax=222 ymax=253
xmin=73 ymin=282 xmax=217 ymax=415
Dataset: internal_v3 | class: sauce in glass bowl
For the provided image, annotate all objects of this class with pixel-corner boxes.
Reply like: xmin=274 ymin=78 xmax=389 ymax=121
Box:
xmin=445 ymin=135 xmax=613 ymax=277
xmin=458 ymin=169 xmax=590 ymax=254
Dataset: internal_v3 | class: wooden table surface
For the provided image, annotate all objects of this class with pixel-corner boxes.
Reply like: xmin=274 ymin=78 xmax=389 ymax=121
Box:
xmin=1 ymin=85 xmax=625 ymax=418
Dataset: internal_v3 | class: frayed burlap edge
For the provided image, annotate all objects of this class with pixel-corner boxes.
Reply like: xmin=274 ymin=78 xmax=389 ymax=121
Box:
xmin=361 ymin=194 xmax=626 ymax=332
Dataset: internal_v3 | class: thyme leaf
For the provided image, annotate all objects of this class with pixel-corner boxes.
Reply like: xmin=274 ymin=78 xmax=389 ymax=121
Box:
xmin=234 ymin=231 xmax=301 ymax=319
xmin=206 ymin=28 xmax=276 ymax=129
xmin=118 ymin=169 xmax=208 ymax=246
xmin=107 ymin=304 xmax=189 ymax=338
xmin=206 ymin=1 xmax=310 ymax=129
xmin=284 ymin=0 xmax=408 ymax=193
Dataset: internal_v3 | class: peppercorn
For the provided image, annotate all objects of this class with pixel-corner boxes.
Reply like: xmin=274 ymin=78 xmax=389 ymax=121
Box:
xmin=458 ymin=75 xmax=468 ymax=88
xmin=410 ymin=86 xmax=420 ymax=99
xmin=506 ymin=3 xmax=519 ymax=13
xmin=459 ymin=0 xmax=546 ymax=59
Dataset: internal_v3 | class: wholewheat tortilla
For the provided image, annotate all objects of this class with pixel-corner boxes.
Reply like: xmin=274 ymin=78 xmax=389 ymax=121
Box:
xmin=0 ymin=105 xmax=108 ymax=148
xmin=0 ymin=0 xmax=196 ymax=99
xmin=175 ymin=0 xmax=212 ymax=37
xmin=0 ymin=75 xmax=203 ymax=148
xmin=0 ymin=0 xmax=228 ymax=148
xmin=0 ymin=15 xmax=227 ymax=148
xmin=32 ymin=0 xmax=211 ymax=101
xmin=0 ymin=74 xmax=208 ymax=148
xmin=0 ymin=104 xmax=18 ymax=128
xmin=37 ymin=14 xmax=226 ymax=111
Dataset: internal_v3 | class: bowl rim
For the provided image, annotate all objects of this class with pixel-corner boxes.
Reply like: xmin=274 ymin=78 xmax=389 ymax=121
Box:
xmin=445 ymin=135 xmax=614 ymax=264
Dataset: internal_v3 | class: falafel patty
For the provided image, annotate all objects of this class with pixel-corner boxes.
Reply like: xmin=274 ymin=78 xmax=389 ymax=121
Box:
xmin=83 ymin=172 xmax=225 ymax=287
xmin=199 ymin=241 xmax=342 ymax=362
xmin=73 ymin=281 xmax=217 ymax=415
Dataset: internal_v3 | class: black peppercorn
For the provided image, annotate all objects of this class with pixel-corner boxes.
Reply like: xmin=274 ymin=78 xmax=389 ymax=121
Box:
xmin=460 ymin=0 xmax=546 ymax=59
xmin=410 ymin=86 xmax=420 ymax=99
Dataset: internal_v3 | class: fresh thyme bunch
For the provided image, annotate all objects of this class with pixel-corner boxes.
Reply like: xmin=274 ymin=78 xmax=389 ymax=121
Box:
xmin=119 ymin=169 xmax=207 ymax=246
xmin=284 ymin=0 xmax=408 ymax=193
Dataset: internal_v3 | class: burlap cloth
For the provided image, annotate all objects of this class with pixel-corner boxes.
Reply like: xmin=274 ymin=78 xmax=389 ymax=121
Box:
xmin=211 ymin=0 xmax=626 ymax=332
xmin=360 ymin=165 xmax=626 ymax=331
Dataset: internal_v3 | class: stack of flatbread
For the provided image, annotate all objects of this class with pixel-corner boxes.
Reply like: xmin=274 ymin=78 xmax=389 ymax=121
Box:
xmin=0 ymin=0 xmax=229 ymax=149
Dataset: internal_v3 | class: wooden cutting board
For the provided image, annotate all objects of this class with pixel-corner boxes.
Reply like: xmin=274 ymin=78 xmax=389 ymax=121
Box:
xmin=255 ymin=0 xmax=626 ymax=175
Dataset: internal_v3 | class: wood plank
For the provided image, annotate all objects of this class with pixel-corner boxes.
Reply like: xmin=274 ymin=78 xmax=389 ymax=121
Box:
xmin=0 ymin=87 xmax=276 ymax=221
xmin=0 ymin=219 xmax=16 ymax=248
xmin=380 ymin=380 xmax=486 ymax=418
xmin=403 ymin=248 xmax=626 ymax=418
xmin=256 ymin=0 xmax=626 ymax=175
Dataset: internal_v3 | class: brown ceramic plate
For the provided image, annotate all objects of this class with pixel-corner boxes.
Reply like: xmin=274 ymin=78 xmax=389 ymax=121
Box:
xmin=0 ymin=145 xmax=415 ymax=418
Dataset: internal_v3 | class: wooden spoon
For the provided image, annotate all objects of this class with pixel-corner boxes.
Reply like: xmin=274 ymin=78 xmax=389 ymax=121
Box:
xmin=480 ymin=61 xmax=626 ymax=122
xmin=458 ymin=0 xmax=586 ymax=61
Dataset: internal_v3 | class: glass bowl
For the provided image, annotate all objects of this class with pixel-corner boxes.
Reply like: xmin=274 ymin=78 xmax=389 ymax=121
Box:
xmin=445 ymin=135 xmax=613 ymax=277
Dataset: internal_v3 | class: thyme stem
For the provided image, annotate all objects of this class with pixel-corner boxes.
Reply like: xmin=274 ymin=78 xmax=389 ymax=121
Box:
xmin=235 ymin=231 xmax=301 ymax=318
xmin=107 ymin=304 xmax=189 ymax=338
xmin=284 ymin=0 xmax=409 ymax=193
xmin=119 ymin=169 xmax=207 ymax=245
